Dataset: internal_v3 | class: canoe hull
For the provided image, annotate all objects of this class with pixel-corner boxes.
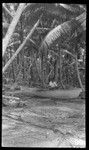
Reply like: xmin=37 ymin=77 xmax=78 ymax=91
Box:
xmin=32 ymin=89 xmax=82 ymax=99
xmin=5 ymin=87 xmax=82 ymax=99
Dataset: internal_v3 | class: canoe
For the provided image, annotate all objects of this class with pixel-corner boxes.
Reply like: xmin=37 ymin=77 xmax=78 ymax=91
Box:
xmin=5 ymin=87 xmax=82 ymax=99
xmin=33 ymin=88 xmax=82 ymax=99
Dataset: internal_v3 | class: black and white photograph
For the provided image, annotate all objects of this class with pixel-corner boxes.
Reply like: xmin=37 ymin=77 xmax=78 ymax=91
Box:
xmin=2 ymin=3 xmax=86 ymax=147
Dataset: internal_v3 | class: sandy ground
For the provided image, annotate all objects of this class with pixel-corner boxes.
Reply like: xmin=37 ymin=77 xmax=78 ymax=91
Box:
xmin=2 ymin=97 xmax=85 ymax=147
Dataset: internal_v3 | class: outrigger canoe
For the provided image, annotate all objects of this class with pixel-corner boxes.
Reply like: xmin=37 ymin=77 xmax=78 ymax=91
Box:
xmin=5 ymin=87 xmax=82 ymax=99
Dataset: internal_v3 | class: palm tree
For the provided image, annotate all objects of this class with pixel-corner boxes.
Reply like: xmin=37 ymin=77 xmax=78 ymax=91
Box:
xmin=39 ymin=11 xmax=86 ymax=90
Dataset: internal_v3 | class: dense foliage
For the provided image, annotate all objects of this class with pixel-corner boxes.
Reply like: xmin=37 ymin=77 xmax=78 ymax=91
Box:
xmin=2 ymin=3 xmax=86 ymax=90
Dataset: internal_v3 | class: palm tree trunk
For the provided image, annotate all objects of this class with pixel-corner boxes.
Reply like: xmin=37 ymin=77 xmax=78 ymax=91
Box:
xmin=41 ymin=50 xmax=47 ymax=88
xmin=3 ymin=3 xmax=25 ymax=56
xmin=55 ymin=58 xmax=59 ymax=83
xmin=19 ymin=15 xmax=25 ymax=79
xmin=9 ymin=48 xmax=15 ymax=82
xmin=75 ymin=54 xmax=84 ymax=91
xmin=33 ymin=54 xmax=42 ymax=82
xmin=59 ymin=49 xmax=65 ymax=89
xmin=3 ymin=19 xmax=40 ymax=73
xmin=44 ymin=48 xmax=48 ymax=86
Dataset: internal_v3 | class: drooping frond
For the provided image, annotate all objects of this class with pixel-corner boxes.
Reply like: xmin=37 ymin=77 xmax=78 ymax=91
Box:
xmin=39 ymin=12 xmax=86 ymax=51
xmin=76 ymin=12 xmax=86 ymax=31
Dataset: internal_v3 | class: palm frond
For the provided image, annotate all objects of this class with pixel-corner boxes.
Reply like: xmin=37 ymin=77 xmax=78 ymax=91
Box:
xmin=76 ymin=12 xmax=86 ymax=31
xmin=39 ymin=12 xmax=86 ymax=51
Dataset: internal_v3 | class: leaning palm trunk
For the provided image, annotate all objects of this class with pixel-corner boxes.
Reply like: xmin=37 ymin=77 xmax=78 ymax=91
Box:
xmin=3 ymin=18 xmax=40 ymax=73
xmin=2 ymin=3 xmax=25 ymax=56
xmin=3 ymin=3 xmax=14 ymax=17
